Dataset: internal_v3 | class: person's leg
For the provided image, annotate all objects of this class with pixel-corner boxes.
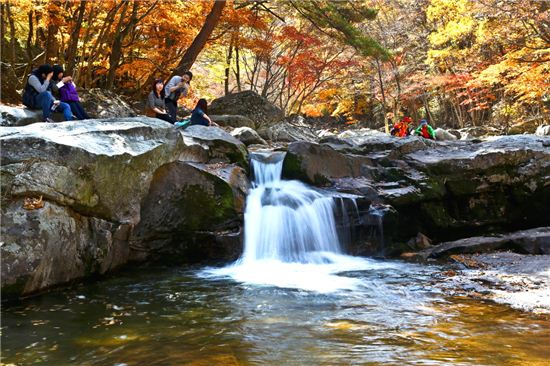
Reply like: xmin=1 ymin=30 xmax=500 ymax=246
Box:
xmin=77 ymin=102 xmax=91 ymax=119
xmin=69 ymin=101 xmax=87 ymax=120
xmin=35 ymin=91 xmax=54 ymax=119
xmin=156 ymin=113 xmax=175 ymax=124
xmin=165 ymin=99 xmax=177 ymax=121
xmin=56 ymin=102 xmax=73 ymax=121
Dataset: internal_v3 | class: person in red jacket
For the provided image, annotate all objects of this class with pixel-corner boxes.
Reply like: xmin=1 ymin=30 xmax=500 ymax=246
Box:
xmin=390 ymin=116 xmax=412 ymax=137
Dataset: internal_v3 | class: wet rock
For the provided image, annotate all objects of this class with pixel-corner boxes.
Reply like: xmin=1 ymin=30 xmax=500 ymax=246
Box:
xmin=230 ymin=126 xmax=267 ymax=146
xmin=210 ymin=114 xmax=255 ymax=129
xmin=417 ymin=227 xmax=550 ymax=259
xmin=283 ymin=135 xmax=550 ymax=246
xmin=406 ymin=232 xmax=433 ymax=250
xmin=129 ymin=162 xmax=247 ymax=262
xmin=209 ymin=91 xmax=284 ymax=129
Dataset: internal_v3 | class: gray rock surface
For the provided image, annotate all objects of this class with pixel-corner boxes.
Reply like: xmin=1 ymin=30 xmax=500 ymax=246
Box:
xmin=1 ymin=117 xmax=248 ymax=298
xmin=1 ymin=104 xmax=67 ymax=126
xmin=283 ymin=135 xmax=550 ymax=251
xmin=416 ymin=227 xmax=550 ymax=259
xmin=210 ymin=114 xmax=255 ymax=128
xmin=231 ymin=126 xmax=267 ymax=146
xmin=209 ymin=91 xmax=284 ymax=129
xmin=258 ymin=121 xmax=319 ymax=143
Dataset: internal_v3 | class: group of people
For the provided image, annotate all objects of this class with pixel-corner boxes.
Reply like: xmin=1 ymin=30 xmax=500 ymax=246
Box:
xmin=22 ymin=64 xmax=89 ymax=123
xmin=145 ymin=71 xmax=217 ymax=127
xmin=390 ymin=116 xmax=436 ymax=140
xmin=23 ymin=65 xmax=215 ymax=128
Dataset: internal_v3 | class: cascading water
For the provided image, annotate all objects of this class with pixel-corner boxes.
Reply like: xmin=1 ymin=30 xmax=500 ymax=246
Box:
xmin=242 ymin=152 xmax=342 ymax=264
xmin=204 ymin=152 xmax=399 ymax=292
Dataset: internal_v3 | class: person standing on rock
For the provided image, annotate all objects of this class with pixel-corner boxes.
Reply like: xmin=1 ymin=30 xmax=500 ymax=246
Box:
xmin=146 ymin=79 xmax=174 ymax=124
xmin=22 ymin=64 xmax=73 ymax=123
xmin=189 ymin=98 xmax=218 ymax=127
xmin=414 ymin=119 xmax=436 ymax=140
xmin=164 ymin=71 xmax=192 ymax=121
xmin=52 ymin=65 xmax=90 ymax=120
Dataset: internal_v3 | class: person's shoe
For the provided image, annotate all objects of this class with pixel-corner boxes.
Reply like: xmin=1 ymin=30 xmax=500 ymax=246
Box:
xmin=43 ymin=117 xmax=55 ymax=123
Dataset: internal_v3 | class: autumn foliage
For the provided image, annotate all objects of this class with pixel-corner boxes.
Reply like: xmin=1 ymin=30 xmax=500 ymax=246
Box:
xmin=1 ymin=0 xmax=548 ymax=130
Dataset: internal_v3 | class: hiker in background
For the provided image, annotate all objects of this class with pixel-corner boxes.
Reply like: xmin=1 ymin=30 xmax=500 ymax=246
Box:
xmin=390 ymin=116 xmax=412 ymax=137
xmin=414 ymin=119 xmax=436 ymax=140
xmin=164 ymin=70 xmax=192 ymax=121
xmin=53 ymin=65 xmax=90 ymax=120
xmin=22 ymin=64 xmax=72 ymax=123
xmin=146 ymin=79 xmax=174 ymax=123
xmin=190 ymin=98 xmax=218 ymax=127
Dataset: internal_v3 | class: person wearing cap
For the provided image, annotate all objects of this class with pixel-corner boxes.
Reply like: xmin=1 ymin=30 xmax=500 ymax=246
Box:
xmin=413 ymin=119 xmax=436 ymax=140
xmin=22 ymin=64 xmax=73 ymax=122
xmin=390 ymin=116 xmax=412 ymax=137
xmin=164 ymin=70 xmax=192 ymax=121
xmin=52 ymin=65 xmax=90 ymax=120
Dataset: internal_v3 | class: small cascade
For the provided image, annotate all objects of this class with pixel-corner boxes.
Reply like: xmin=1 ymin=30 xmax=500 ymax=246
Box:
xmin=367 ymin=204 xmax=388 ymax=255
xmin=204 ymin=151 xmax=383 ymax=293
xmin=242 ymin=152 xmax=343 ymax=264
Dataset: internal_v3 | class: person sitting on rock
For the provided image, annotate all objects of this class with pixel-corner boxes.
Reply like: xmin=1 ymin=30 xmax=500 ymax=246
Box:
xmin=52 ymin=65 xmax=90 ymax=120
xmin=164 ymin=70 xmax=192 ymax=121
xmin=22 ymin=64 xmax=72 ymax=123
xmin=190 ymin=98 xmax=218 ymax=127
xmin=414 ymin=119 xmax=436 ymax=140
xmin=146 ymin=79 xmax=174 ymax=124
xmin=390 ymin=116 xmax=412 ymax=137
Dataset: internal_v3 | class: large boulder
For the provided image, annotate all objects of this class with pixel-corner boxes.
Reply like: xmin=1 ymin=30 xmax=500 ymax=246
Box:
xmin=1 ymin=118 xmax=249 ymax=298
xmin=181 ymin=125 xmax=248 ymax=166
xmin=78 ymin=88 xmax=136 ymax=119
xmin=282 ymin=135 xmax=550 ymax=252
xmin=258 ymin=120 xmax=319 ymax=143
xmin=414 ymin=227 xmax=550 ymax=259
xmin=1 ymin=104 xmax=67 ymax=126
xmin=210 ymin=114 xmax=255 ymax=129
xmin=129 ymin=162 xmax=248 ymax=262
xmin=209 ymin=91 xmax=284 ymax=129
xmin=434 ymin=127 xmax=458 ymax=141
xmin=230 ymin=126 xmax=267 ymax=146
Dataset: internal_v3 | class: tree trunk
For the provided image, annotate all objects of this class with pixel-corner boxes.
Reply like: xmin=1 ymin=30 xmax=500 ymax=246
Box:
xmin=65 ymin=0 xmax=87 ymax=74
xmin=170 ymin=0 xmax=226 ymax=78
xmin=375 ymin=59 xmax=389 ymax=133
xmin=5 ymin=3 xmax=16 ymax=67
xmin=235 ymin=44 xmax=242 ymax=91
xmin=224 ymin=33 xmax=234 ymax=95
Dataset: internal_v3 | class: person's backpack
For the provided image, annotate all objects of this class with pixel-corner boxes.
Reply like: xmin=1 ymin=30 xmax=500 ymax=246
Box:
xmin=22 ymin=74 xmax=37 ymax=108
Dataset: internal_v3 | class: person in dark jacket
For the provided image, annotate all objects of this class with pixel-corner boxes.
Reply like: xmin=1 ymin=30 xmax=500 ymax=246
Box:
xmin=22 ymin=64 xmax=72 ymax=122
xmin=146 ymin=79 xmax=174 ymax=123
xmin=190 ymin=98 xmax=217 ymax=127
xmin=164 ymin=71 xmax=192 ymax=121
xmin=52 ymin=65 xmax=90 ymax=120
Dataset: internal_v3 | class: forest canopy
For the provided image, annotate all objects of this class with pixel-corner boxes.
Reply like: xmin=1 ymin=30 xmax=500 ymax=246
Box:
xmin=1 ymin=0 xmax=548 ymax=130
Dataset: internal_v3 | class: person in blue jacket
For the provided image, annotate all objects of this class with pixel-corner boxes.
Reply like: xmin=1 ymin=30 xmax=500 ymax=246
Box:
xmin=190 ymin=99 xmax=218 ymax=126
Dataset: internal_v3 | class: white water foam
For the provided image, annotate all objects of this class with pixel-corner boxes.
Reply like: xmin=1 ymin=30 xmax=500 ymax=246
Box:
xmin=202 ymin=152 xmax=400 ymax=293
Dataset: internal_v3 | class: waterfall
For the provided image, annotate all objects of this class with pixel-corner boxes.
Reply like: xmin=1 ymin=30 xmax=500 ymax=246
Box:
xmin=203 ymin=152 xmax=392 ymax=293
xmin=242 ymin=152 xmax=342 ymax=264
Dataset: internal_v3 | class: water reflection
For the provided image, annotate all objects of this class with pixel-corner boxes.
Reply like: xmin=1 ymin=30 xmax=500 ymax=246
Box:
xmin=1 ymin=264 xmax=549 ymax=365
